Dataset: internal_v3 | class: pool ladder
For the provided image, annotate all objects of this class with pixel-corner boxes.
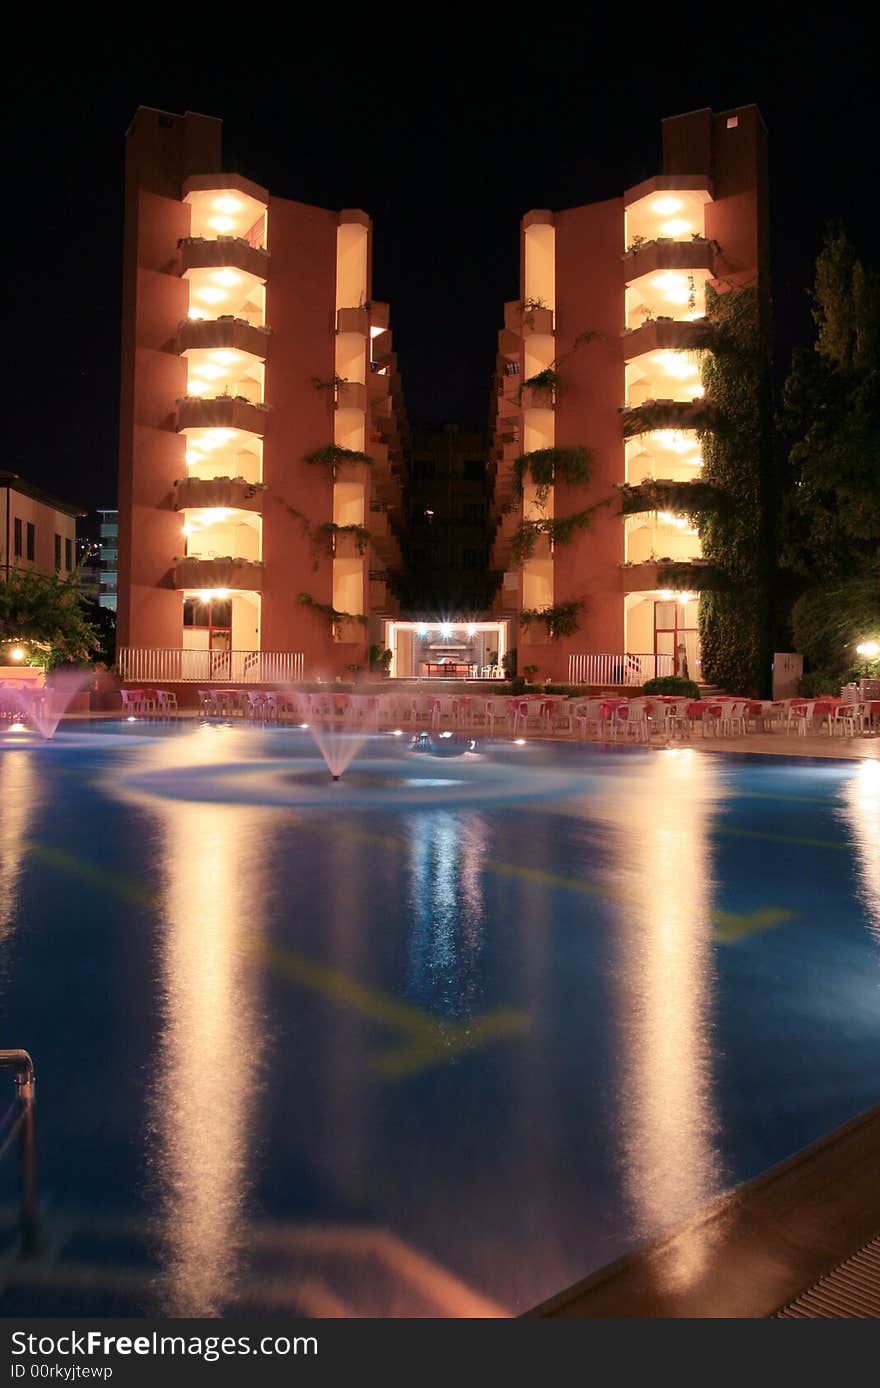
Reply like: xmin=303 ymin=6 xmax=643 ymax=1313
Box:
xmin=0 ymin=1049 xmax=38 ymax=1254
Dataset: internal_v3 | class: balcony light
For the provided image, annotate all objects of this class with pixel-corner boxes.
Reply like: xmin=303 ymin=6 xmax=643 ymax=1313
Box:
xmin=212 ymin=269 xmax=241 ymax=287
xmin=188 ymin=308 xmax=209 ymax=320
xmin=857 ymin=641 xmax=880 ymax=659
xmin=659 ymin=219 xmax=691 ymax=237
xmin=197 ymin=286 xmax=226 ymax=304
xmin=691 ymin=384 xmax=706 ymax=397
xmin=193 ymin=363 xmax=225 ymax=380
xmin=652 ymin=196 xmax=683 ymax=216
xmin=210 ymin=350 xmax=240 ymax=366
xmin=655 ymin=352 xmax=699 ymax=379
xmin=467 ymin=624 xmax=477 ymax=636
xmin=186 ymin=380 xmax=211 ymax=396
xmin=197 ymin=589 xmax=230 ymax=601
xmin=678 ymin=592 xmax=694 ymax=605
xmin=440 ymin=623 xmax=453 ymax=638
xmin=213 ymin=196 xmax=243 ymax=215
xmin=208 ymin=216 xmax=236 ymax=233
xmin=660 ymin=590 xmax=675 ymax=600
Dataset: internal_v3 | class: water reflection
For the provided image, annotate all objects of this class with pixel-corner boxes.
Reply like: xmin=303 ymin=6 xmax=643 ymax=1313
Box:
xmin=840 ymin=759 xmax=880 ymax=942
xmin=0 ymin=752 xmax=38 ymax=967
xmin=406 ymin=811 xmax=488 ymax=1016
xmin=127 ymin=728 xmax=273 ymax=1315
xmin=592 ymin=750 xmax=723 ymax=1289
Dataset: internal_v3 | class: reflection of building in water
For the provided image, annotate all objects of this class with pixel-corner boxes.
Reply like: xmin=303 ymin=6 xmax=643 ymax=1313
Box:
xmin=840 ymin=760 xmax=880 ymax=945
xmin=406 ymin=811 xmax=488 ymax=1016
xmin=128 ymin=729 xmax=273 ymax=1315
xmin=594 ymin=750 xmax=722 ymax=1289
xmin=0 ymin=752 xmax=38 ymax=969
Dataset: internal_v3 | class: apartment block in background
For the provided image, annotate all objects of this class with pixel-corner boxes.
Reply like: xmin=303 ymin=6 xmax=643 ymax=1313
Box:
xmin=1 ymin=472 xmax=83 ymax=582
xmin=116 ymin=107 xmax=406 ymax=687
xmin=489 ymin=105 xmax=768 ymax=685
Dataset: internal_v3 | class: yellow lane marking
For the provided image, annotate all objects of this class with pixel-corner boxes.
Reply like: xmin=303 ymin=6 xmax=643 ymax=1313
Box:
xmin=717 ymin=827 xmax=848 ymax=851
xmin=257 ymin=940 xmax=529 ymax=1075
xmin=712 ymin=907 xmax=798 ymax=944
xmin=19 ymin=839 xmax=527 ymax=1079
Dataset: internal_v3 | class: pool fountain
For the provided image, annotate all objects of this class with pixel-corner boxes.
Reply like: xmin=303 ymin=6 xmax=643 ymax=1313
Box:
xmin=0 ymin=669 xmax=92 ymax=741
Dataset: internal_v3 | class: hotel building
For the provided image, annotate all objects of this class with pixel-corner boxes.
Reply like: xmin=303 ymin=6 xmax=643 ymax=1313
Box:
xmin=116 ymin=107 xmax=407 ymax=686
xmin=489 ymin=105 xmax=769 ymax=685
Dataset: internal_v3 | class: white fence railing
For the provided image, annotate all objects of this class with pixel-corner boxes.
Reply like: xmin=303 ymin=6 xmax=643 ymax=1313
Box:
xmin=117 ymin=648 xmax=305 ymax=685
xmin=567 ymin=652 xmax=675 ymax=686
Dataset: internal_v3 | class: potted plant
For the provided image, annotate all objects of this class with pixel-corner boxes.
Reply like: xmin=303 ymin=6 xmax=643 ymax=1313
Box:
xmin=369 ymin=644 xmax=393 ymax=676
xmin=523 ymin=663 xmax=540 ymax=685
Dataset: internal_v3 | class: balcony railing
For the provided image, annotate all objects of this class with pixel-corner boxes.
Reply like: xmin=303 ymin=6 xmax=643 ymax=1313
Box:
xmin=171 ymin=556 xmax=264 ymax=591
xmin=177 ymin=395 xmax=269 ymax=436
xmin=177 ymin=316 xmax=271 ymax=359
xmin=567 ymin=652 xmax=675 ymax=686
xmin=623 ymin=237 xmax=716 ymax=284
xmin=173 ymin=476 xmax=266 ymax=512
xmin=117 ymin=648 xmax=304 ymax=684
xmin=179 ymin=236 xmax=270 ymax=281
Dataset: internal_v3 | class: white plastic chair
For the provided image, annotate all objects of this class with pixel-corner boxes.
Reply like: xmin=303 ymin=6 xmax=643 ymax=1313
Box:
xmin=485 ymin=697 xmax=513 ymax=734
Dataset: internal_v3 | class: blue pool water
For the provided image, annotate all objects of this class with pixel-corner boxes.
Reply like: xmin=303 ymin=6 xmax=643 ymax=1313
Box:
xmin=2 ymin=722 xmax=880 ymax=1316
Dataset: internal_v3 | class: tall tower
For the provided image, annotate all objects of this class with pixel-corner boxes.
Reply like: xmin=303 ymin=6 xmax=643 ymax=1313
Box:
xmin=489 ymin=105 xmax=769 ymax=686
xmin=117 ymin=107 xmax=406 ymax=686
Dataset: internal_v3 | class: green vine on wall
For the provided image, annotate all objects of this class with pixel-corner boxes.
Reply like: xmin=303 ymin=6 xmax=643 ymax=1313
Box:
xmin=302 ymin=444 xmax=371 ymax=468
xmin=317 ymin=522 xmax=371 ymax=555
xmin=511 ymin=505 xmax=608 ymax=565
xmin=618 ymin=478 xmax=725 ymax=519
xmin=513 ymin=446 xmax=594 ymax=501
xmin=298 ymin=592 xmax=368 ymax=627
xmin=519 ymin=600 xmax=584 ymax=640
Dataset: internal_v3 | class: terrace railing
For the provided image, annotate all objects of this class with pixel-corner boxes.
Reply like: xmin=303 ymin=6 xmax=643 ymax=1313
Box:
xmin=117 ymin=648 xmax=304 ymax=685
xmin=567 ymin=652 xmax=675 ymax=686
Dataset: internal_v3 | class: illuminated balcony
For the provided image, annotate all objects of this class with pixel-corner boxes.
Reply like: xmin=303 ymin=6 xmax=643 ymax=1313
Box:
xmin=624 ymin=510 xmax=701 ymax=566
xmin=619 ymin=557 xmax=715 ymax=594
xmin=520 ymin=382 xmax=555 ymax=410
xmin=173 ymin=477 xmax=265 ymax=512
xmin=623 ymin=237 xmax=715 ymax=285
xmin=333 ymin=617 xmax=367 ymax=643
xmin=178 ymin=317 xmax=271 ymax=360
xmin=622 ymin=317 xmax=712 ymax=360
xmin=183 ymin=174 xmax=268 ymax=242
xmin=332 ymin=530 xmax=368 ymax=560
xmin=336 ymin=380 xmax=367 ymax=411
xmin=624 ymin=176 xmax=712 ymax=246
xmin=620 ymin=399 xmax=711 ymax=440
xmin=177 ymin=395 xmax=268 ymax=437
xmin=180 ymin=236 xmax=269 ymax=282
xmin=625 ymin=429 xmax=703 ymax=484
xmin=171 ymin=556 xmax=264 ymax=592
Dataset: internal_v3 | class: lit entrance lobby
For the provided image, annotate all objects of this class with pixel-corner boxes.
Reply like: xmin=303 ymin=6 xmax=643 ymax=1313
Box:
xmin=385 ymin=620 xmax=511 ymax=679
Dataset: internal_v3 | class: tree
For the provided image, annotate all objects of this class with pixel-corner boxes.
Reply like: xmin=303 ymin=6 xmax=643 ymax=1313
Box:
xmin=0 ymin=567 xmax=102 ymax=669
xmin=781 ymin=227 xmax=880 ymax=679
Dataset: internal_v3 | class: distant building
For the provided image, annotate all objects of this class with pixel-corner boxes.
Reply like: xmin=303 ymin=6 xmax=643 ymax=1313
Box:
xmin=98 ymin=509 xmax=118 ymax=611
xmin=1 ymin=472 xmax=84 ymax=582
xmin=401 ymin=426 xmax=494 ymax=613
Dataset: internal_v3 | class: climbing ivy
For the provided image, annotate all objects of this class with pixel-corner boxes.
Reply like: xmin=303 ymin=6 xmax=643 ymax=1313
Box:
xmin=513 ymin=446 xmax=594 ymax=501
xmin=302 ymin=444 xmax=371 ymax=468
xmin=695 ymin=283 xmax=774 ymax=695
xmin=519 ymin=600 xmax=584 ymax=640
xmin=511 ymin=504 xmax=608 ymax=565
xmin=298 ymin=592 xmax=368 ymax=628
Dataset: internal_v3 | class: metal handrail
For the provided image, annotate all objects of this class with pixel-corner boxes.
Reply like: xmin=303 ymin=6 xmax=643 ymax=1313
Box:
xmin=0 ymin=1049 xmax=35 ymax=1103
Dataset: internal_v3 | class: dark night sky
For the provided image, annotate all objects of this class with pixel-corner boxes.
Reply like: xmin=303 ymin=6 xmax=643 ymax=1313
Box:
xmin=4 ymin=26 xmax=872 ymax=517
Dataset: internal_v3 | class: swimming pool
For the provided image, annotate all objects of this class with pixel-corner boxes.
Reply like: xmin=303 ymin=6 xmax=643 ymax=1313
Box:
xmin=2 ymin=723 xmax=880 ymax=1315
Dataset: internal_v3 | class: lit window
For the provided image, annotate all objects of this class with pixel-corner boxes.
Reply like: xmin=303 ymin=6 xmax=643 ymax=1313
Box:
xmin=726 ymin=116 xmax=739 ymax=130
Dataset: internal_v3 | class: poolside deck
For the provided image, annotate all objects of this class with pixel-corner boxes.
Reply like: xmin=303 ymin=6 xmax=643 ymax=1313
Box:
xmin=532 ymin=1102 xmax=880 ymax=1318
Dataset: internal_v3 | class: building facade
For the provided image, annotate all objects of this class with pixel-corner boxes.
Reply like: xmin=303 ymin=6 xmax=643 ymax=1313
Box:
xmin=98 ymin=509 xmax=119 ymax=611
xmin=117 ymin=107 xmax=406 ymax=686
xmin=1 ymin=472 xmax=82 ymax=582
xmin=401 ymin=426 xmax=494 ymax=613
xmin=489 ymin=105 xmax=769 ymax=684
